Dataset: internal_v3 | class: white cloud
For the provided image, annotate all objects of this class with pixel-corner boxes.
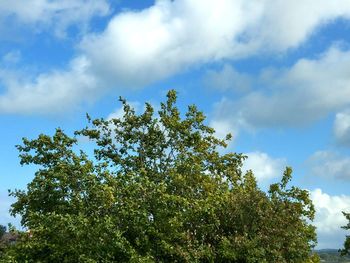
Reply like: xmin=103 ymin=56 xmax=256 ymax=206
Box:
xmin=80 ymin=0 xmax=350 ymax=88
xmin=242 ymin=151 xmax=287 ymax=183
xmin=251 ymin=0 xmax=350 ymax=51
xmin=0 ymin=56 xmax=100 ymax=114
xmin=210 ymin=119 xmax=238 ymax=141
xmin=334 ymin=110 xmax=350 ymax=146
xmin=107 ymin=107 xmax=125 ymax=121
xmin=2 ymin=0 xmax=350 ymax=113
xmin=311 ymin=188 xmax=350 ymax=249
xmin=79 ymin=0 xmax=252 ymax=88
xmin=0 ymin=0 xmax=110 ymax=38
xmin=212 ymin=46 xmax=350 ymax=131
xmin=307 ymin=150 xmax=350 ymax=181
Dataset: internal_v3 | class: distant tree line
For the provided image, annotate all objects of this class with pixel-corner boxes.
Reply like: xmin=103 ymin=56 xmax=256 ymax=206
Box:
xmin=317 ymin=249 xmax=350 ymax=262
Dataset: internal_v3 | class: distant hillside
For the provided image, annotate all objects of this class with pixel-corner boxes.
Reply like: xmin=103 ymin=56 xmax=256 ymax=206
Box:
xmin=316 ymin=249 xmax=350 ymax=263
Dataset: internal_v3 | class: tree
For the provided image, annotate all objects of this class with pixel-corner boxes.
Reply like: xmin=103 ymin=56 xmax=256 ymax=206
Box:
xmin=0 ymin=224 xmax=20 ymax=261
xmin=0 ymin=224 xmax=6 ymax=259
xmin=341 ymin=212 xmax=350 ymax=256
xmin=4 ymin=90 xmax=317 ymax=262
xmin=0 ymin=225 xmax=5 ymax=239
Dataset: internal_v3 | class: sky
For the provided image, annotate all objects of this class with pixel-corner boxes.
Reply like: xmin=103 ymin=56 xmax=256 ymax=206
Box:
xmin=0 ymin=0 xmax=350 ymax=249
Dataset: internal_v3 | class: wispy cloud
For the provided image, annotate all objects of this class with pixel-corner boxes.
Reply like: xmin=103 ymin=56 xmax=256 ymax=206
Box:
xmin=204 ymin=64 xmax=252 ymax=93
xmin=307 ymin=150 xmax=350 ymax=181
xmin=334 ymin=109 xmax=350 ymax=147
xmin=0 ymin=0 xmax=110 ymax=38
xmin=211 ymin=46 xmax=350 ymax=138
xmin=1 ymin=50 xmax=21 ymax=65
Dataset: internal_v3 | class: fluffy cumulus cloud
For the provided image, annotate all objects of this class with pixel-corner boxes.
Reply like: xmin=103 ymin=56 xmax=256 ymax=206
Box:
xmin=213 ymin=46 xmax=350 ymax=130
xmin=252 ymin=0 xmax=350 ymax=50
xmin=2 ymin=0 xmax=350 ymax=113
xmin=242 ymin=151 xmax=287 ymax=183
xmin=80 ymin=0 xmax=350 ymax=87
xmin=334 ymin=110 xmax=350 ymax=146
xmin=311 ymin=189 xmax=350 ymax=249
xmin=0 ymin=0 xmax=110 ymax=38
xmin=307 ymin=150 xmax=350 ymax=180
xmin=79 ymin=0 xmax=253 ymax=88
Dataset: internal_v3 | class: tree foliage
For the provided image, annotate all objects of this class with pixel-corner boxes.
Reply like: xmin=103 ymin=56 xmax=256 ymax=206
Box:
xmin=0 ymin=224 xmax=7 ymax=258
xmin=3 ymin=90 xmax=317 ymax=262
xmin=0 ymin=224 xmax=20 ymax=260
xmin=341 ymin=212 xmax=350 ymax=256
xmin=0 ymin=226 xmax=5 ymax=239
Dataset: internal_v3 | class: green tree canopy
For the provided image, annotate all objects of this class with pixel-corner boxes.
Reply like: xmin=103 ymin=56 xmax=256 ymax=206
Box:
xmin=3 ymin=90 xmax=317 ymax=262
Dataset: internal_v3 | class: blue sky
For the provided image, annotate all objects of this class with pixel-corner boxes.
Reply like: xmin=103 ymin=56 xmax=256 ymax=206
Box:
xmin=1 ymin=0 xmax=350 ymax=249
